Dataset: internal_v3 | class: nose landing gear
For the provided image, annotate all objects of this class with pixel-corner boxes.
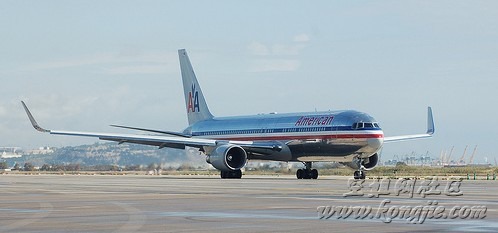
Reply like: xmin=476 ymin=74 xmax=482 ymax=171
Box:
xmin=353 ymin=158 xmax=366 ymax=179
xmin=353 ymin=170 xmax=365 ymax=179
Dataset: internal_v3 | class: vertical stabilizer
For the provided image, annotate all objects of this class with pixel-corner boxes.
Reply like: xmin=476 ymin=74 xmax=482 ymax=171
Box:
xmin=178 ymin=49 xmax=214 ymax=125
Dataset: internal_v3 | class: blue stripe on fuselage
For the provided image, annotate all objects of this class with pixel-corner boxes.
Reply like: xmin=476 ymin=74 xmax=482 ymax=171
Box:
xmin=192 ymin=126 xmax=381 ymax=137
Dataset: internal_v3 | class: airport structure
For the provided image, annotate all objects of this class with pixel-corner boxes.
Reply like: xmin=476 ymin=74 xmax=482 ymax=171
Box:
xmin=0 ymin=147 xmax=22 ymax=159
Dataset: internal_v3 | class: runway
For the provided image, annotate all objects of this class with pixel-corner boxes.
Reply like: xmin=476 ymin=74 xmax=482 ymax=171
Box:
xmin=0 ymin=174 xmax=496 ymax=232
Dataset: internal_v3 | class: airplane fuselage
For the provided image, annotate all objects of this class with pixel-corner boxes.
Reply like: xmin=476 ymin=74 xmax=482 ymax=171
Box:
xmin=185 ymin=110 xmax=384 ymax=162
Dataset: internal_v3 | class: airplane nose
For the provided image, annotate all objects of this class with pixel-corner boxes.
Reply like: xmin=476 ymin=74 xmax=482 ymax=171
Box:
xmin=367 ymin=138 xmax=383 ymax=150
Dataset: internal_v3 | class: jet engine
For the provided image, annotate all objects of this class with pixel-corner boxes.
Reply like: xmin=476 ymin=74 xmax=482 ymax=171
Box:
xmin=342 ymin=153 xmax=379 ymax=170
xmin=206 ymin=144 xmax=247 ymax=171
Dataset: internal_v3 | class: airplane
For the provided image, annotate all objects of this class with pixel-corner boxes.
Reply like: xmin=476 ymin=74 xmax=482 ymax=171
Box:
xmin=22 ymin=49 xmax=435 ymax=179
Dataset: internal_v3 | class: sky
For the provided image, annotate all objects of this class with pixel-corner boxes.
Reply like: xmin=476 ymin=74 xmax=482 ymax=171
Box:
xmin=1 ymin=1 xmax=497 ymax=163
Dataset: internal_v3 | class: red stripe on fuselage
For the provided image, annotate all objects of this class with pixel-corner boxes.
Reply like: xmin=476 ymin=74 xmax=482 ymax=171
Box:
xmin=208 ymin=133 xmax=384 ymax=141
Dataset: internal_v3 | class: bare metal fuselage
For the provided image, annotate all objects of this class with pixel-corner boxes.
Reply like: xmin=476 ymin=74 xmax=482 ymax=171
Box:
xmin=185 ymin=109 xmax=384 ymax=162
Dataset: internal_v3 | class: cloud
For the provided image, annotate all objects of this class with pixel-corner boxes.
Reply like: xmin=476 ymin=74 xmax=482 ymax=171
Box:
xmin=249 ymin=59 xmax=301 ymax=72
xmin=248 ymin=42 xmax=270 ymax=56
xmin=293 ymin=33 xmax=310 ymax=42
xmin=0 ymin=105 xmax=6 ymax=117
xmin=104 ymin=65 xmax=169 ymax=75
xmin=247 ymin=34 xmax=310 ymax=72
xmin=19 ymin=94 xmax=100 ymax=119
xmin=248 ymin=33 xmax=311 ymax=57
xmin=248 ymin=42 xmax=307 ymax=56
xmin=271 ymin=44 xmax=306 ymax=56
xmin=27 ymin=53 xmax=116 ymax=70
xmin=24 ymin=51 xmax=178 ymax=75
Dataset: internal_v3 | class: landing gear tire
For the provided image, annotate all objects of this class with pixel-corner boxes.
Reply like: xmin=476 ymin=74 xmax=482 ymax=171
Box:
xmin=311 ymin=169 xmax=318 ymax=179
xmin=296 ymin=163 xmax=318 ymax=180
xmin=296 ymin=169 xmax=304 ymax=179
xmin=221 ymin=170 xmax=242 ymax=179
xmin=353 ymin=170 xmax=365 ymax=180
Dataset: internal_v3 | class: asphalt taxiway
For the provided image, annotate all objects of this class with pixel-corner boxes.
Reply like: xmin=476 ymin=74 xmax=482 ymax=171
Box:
xmin=0 ymin=174 xmax=496 ymax=232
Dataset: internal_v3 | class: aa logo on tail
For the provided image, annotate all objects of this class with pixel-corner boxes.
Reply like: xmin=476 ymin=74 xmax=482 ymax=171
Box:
xmin=187 ymin=84 xmax=200 ymax=113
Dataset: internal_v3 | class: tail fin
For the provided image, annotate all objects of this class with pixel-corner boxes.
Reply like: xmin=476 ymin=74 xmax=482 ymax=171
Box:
xmin=178 ymin=49 xmax=214 ymax=125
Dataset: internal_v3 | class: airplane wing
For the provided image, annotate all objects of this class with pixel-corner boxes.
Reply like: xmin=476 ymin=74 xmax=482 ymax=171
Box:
xmin=109 ymin=124 xmax=192 ymax=138
xmin=383 ymin=107 xmax=435 ymax=143
xmin=21 ymin=101 xmax=281 ymax=152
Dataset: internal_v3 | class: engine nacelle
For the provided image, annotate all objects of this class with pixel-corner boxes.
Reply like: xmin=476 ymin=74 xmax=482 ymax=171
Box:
xmin=206 ymin=144 xmax=247 ymax=171
xmin=342 ymin=153 xmax=379 ymax=170
xmin=362 ymin=153 xmax=379 ymax=170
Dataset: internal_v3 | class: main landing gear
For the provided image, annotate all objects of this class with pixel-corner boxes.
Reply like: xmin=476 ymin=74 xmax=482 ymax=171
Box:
xmin=220 ymin=170 xmax=242 ymax=179
xmin=296 ymin=162 xmax=318 ymax=179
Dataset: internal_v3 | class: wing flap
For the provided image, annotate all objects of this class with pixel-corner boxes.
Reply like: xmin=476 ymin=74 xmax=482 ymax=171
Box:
xmin=109 ymin=124 xmax=192 ymax=138
xmin=49 ymin=130 xmax=217 ymax=148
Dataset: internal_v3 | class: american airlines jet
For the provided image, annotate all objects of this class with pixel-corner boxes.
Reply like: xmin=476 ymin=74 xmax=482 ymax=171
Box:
xmin=22 ymin=49 xmax=434 ymax=179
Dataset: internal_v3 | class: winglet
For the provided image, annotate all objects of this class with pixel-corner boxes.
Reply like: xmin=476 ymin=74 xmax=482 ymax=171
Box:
xmin=383 ymin=107 xmax=435 ymax=143
xmin=21 ymin=101 xmax=50 ymax=133
xmin=427 ymin=106 xmax=435 ymax=135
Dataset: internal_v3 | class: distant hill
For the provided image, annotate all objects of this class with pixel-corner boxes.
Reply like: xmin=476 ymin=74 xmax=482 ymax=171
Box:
xmin=4 ymin=143 xmax=206 ymax=169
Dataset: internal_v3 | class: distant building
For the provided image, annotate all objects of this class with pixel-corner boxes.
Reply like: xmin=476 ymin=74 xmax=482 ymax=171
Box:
xmin=27 ymin=146 xmax=54 ymax=155
xmin=0 ymin=147 xmax=23 ymax=158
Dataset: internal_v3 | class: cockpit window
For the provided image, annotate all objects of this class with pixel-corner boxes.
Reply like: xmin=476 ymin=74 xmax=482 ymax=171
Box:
xmin=353 ymin=122 xmax=380 ymax=129
xmin=352 ymin=122 xmax=364 ymax=129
